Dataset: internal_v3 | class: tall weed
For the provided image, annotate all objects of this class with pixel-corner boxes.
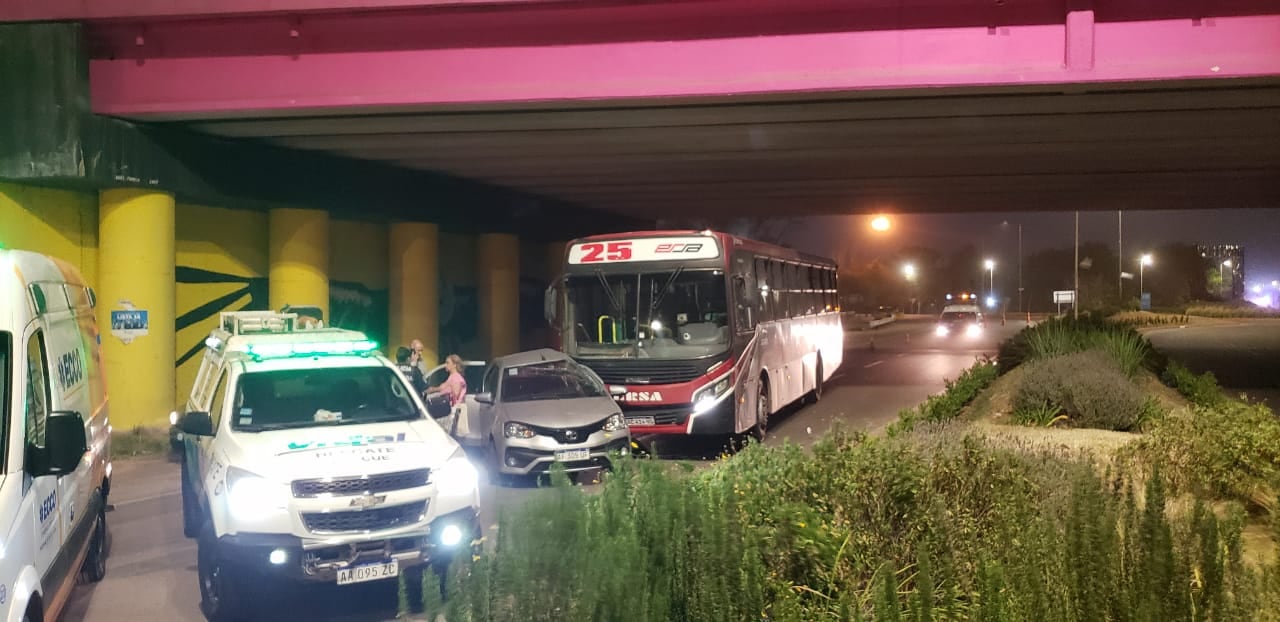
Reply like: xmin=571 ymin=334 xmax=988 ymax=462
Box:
xmin=999 ymin=316 xmax=1154 ymax=377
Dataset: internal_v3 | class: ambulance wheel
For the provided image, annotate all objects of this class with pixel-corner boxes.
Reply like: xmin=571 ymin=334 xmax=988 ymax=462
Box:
xmin=198 ymin=524 xmax=247 ymax=622
xmin=79 ymin=505 xmax=108 ymax=583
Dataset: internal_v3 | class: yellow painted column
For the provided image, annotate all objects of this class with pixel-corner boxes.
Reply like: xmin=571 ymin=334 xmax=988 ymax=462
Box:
xmin=97 ymin=189 xmax=176 ymax=430
xmin=477 ymin=233 xmax=520 ymax=359
xmin=269 ymin=207 xmax=330 ymax=321
xmin=389 ymin=222 xmax=439 ymax=366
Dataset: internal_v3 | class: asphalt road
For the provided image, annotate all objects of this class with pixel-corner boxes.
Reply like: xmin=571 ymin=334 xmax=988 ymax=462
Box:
xmin=1145 ymin=319 xmax=1280 ymax=410
xmin=65 ymin=318 xmax=1020 ymax=622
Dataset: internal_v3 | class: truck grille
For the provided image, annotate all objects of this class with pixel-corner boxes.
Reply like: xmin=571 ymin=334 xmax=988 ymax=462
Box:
xmin=302 ymin=501 xmax=427 ymax=534
xmin=291 ymin=469 xmax=430 ymax=498
xmin=580 ymin=360 xmax=711 ymax=385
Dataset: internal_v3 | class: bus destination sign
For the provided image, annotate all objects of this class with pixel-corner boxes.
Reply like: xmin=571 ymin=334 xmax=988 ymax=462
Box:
xmin=568 ymin=236 xmax=721 ymax=264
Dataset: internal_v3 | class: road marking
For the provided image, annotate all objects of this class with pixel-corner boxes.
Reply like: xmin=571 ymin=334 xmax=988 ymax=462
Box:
xmin=864 ymin=360 xmax=884 ymax=368
xmin=112 ymin=491 xmax=180 ymax=507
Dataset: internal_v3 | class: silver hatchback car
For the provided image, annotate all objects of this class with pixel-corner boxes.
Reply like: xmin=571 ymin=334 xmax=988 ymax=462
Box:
xmin=469 ymin=349 xmax=631 ymax=480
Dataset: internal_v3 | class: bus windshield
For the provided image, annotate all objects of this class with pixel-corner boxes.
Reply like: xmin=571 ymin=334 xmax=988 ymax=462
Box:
xmin=564 ymin=269 xmax=730 ymax=360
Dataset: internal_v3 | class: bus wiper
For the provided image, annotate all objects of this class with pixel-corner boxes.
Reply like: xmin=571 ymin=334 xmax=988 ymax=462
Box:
xmin=594 ymin=269 xmax=625 ymax=315
xmin=648 ymin=266 xmax=683 ymax=324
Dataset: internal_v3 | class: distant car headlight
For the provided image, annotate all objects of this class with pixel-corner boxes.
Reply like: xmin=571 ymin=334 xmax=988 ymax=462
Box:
xmin=935 ymin=325 xmax=950 ymax=337
xmin=434 ymin=449 xmax=479 ymax=497
xmin=504 ymin=421 xmax=535 ymax=439
xmin=966 ymin=324 xmax=983 ymax=337
xmin=226 ymin=467 xmax=285 ymax=521
xmin=603 ymin=413 xmax=627 ymax=432
xmin=692 ymin=374 xmax=733 ymax=414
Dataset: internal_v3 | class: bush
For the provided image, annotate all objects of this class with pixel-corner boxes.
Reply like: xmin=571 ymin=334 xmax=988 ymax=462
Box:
xmin=887 ymin=358 xmax=998 ymax=435
xmin=1186 ymin=302 xmax=1280 ymax=319
xmin=1108 ymin=311 xmax=1191 ymax=327
xmin=1127 ymin=400 xmax=1280 ymax=515
xmin=1162 ymin=360 xmax=1227 ymax=407
xmin=427 ymin=433 xmax=1280 ymax=621
xmin=1012 ymin=351 xmax=1151 ymax=431
xmin=998 ymin=316 xmax=1153 ymax=377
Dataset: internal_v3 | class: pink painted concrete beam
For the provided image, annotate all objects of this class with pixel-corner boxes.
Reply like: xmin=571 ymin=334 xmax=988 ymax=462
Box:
xmin=90 ymin=12 xmax=1280 ymax=118
xmin=0 ymin=0 xmax=563 ymax=22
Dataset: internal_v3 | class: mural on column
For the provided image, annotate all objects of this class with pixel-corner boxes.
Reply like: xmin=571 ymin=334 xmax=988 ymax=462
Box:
xmin=174 ymin=265 xmax=389 ymax=367
xmin=437 ymin=273 xmax=481 ymax=361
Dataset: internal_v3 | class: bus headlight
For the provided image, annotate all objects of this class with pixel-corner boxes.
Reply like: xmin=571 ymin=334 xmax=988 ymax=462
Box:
xmin=692 ymin=375 xmax=732 ymax=414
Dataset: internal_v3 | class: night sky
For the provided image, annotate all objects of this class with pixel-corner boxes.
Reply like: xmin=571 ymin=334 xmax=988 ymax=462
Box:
xmin=781 ymin=208 xmax=1280 ymax=291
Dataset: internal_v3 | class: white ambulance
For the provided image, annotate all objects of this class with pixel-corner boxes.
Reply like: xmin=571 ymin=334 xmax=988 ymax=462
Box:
xmin=0 ymin=250 xmax=112 ymax=622
xmin=177 ymin=311 xmax=481 ymax=621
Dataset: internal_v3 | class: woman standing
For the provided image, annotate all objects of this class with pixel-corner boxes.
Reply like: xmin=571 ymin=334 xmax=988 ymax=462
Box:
xmin=427 ymin=353 xmax=468 ymax=407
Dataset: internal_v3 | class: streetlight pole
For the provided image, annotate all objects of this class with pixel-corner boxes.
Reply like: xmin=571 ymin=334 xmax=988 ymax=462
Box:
xmin=1140 ymin=253 xmax=1153 ymax=300
xmin=1074 ymin=211 xmax=1079 ymax=319
xmin=984 ymin=259 xmax=995 ymax=303
xmin=1018 ymin=224 xmax=1023 ymax=314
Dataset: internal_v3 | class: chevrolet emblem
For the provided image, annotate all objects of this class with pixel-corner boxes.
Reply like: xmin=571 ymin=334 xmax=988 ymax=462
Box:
xmin=348 ymin=494 xmax=387 ymax=509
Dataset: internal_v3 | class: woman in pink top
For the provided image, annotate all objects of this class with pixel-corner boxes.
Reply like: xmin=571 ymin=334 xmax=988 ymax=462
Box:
xmin=427 ymin=354 xmax=467 ymax=406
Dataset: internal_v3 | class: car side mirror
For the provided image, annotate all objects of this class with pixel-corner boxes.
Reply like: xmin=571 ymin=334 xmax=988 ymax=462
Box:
xmin=180 ymin=411 xmax=214 ymax=437
xmin=39 ymin=410 xmax=88 ymax=476
xmin=609 ymin=385 xmax=626 ymax=398
xmin=473 ymin=392 xmax=494 ymax=405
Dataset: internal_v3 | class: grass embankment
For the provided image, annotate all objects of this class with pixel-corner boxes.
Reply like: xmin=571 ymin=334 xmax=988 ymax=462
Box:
xmin=111 ymin=426 xmax=172 ymax=458
xmin=399 ymin=318 xmax=1280 ymax=620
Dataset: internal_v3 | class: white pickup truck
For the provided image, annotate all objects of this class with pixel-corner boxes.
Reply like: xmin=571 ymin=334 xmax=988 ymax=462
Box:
xmin=177 ymin=311 xmax=481 ymax=621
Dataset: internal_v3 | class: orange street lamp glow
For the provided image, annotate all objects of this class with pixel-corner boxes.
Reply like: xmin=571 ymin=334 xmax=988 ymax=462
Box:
xmin=870 ymin=215 xmax=891 ymax=232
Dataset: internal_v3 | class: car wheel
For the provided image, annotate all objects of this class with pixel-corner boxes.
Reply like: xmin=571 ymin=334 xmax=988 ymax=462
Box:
xmin=751 ymin=376 xmax=770 ymax=442
xmin=79 ymin=505 xmax=108 ymax=583
xmin=181 ymin=458 xmax=201 ymax=539
xmin=198 ymin=524 xmax=245 ymax=622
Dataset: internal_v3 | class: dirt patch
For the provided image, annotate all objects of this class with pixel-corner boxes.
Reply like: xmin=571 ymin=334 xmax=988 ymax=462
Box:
xmin=970 ymin=420 xmax=1142 ymax=462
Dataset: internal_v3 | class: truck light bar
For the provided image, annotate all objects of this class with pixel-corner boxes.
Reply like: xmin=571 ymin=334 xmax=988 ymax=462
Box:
xmin=245 ymin=339 xmax=379 ymax=360
xmin=221 ymin=311 xmax=298 ymax=335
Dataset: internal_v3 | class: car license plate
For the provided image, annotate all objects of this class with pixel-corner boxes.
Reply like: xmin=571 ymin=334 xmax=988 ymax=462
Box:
xmin=625 ymin=416 xmax=655 ymax=426
xmin=555 ymin=448 xmax=591 ymax=462
xmin=336 ymin=560 xmax=399 ymax=585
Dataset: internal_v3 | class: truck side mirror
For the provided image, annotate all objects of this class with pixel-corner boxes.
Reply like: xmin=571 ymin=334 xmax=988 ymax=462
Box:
xmin=40 ymin=411 xmax=89 ymax=476
xmin=180 ymin=411 xmax=215 ymax=436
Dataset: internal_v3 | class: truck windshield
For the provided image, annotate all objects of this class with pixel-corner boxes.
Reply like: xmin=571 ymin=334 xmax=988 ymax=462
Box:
xmin=564 ymin=269 xmax=729 ymax=360
xmin=232 ymin=366 xmax=421 ymax=432
xmin=501 ymin=361 xmax=607 ymax=403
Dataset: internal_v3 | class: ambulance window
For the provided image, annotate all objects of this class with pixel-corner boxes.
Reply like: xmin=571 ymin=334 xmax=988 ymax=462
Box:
xmin=208 ymin=371 xmax=228 ymax=430
xmin=25 ymin=331 xmax=51 ymax=449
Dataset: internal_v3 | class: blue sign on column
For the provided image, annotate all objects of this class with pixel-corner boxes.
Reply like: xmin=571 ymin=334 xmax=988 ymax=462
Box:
xmin=1140 ymin=293 xmax=1152 ymax=311
xmin=110 ymin=309 xmax=150 ymax=344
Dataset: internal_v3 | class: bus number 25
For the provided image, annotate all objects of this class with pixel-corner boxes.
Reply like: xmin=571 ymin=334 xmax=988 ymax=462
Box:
xmin=580 ymin=242 xmax=632 ymax=262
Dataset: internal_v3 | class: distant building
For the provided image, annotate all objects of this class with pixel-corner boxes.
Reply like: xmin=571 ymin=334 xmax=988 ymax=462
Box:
xmin=1196 ymin=244 xmax=1244 ymax=299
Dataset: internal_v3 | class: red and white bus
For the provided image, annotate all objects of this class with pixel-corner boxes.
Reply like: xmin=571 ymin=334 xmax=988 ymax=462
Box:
xmin=545 ymin=230 xmax=843 ymax=438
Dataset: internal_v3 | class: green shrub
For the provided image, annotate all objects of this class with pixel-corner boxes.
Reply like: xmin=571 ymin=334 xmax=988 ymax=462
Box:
xmin=1127 ymin=400 xmax=1280 ymax=515
xmin=431 ymin=433 xmax=1280 ymax=621
xmin=998 ymin=316 xmax=1153 ymax=377
xmin=1108 ymin=311 xmax=1190 ymax=327
xmin=1162 ymin=359 xmax=1226 ymax=407
xmin=1186 ymin=302 xmax=1280 ymax=319
xmin=1012 ymin=351 xmax=1150 ymax=431
xmin=887 ymin=359 xmax=998 ymax=436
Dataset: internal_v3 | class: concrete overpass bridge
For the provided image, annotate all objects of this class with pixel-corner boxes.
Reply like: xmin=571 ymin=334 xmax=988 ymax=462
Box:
xmin=2 ymin=0 xmax=1278 ymax=429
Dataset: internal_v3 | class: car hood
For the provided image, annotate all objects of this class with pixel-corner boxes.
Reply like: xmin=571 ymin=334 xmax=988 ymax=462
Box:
xmin=499 ymin=397 xmax=620 ymax=428
xmin=226 ymin=419 xmax=459 ymax=481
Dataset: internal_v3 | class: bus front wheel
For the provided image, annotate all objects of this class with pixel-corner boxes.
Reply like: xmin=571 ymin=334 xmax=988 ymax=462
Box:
xmin=751 ymin=377 xmax=770 ymax=441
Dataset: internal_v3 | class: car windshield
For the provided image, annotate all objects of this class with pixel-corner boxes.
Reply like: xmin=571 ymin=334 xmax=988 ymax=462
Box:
xmin=941 ymin=311 xmax=979 ymax=322
xmin=565 ymin=269 xmax=730 ymax=360
xmin=501 ymin=360 xmax=607 ymax=403
xmin=232 ymin=366 xmax=420 ymax=431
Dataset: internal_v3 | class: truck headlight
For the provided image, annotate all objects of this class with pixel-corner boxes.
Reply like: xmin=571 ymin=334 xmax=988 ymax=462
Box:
xmin=935 ymin=325 xmax=950 ymax=337
xmin=226 ymin=467 xmax=285 ymax=521
xmin=692 ymin=374 xmax=732 ymax=415
xmin=602 ymin=413 xmax=626 ymax=432
xmin=966 ymin=324 xmax=983 ymax=337
xmin=504 ymin=422 xmax=535 ymax=439
xmin=434 ymin=450 xmax=479 ymax=497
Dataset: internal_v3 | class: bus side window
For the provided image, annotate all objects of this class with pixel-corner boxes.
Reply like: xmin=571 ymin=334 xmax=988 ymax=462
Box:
xmin=754 ymin=257 xmax=771 ymax=322
xmin=769 ymin=260 xmax=784 ymax=319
